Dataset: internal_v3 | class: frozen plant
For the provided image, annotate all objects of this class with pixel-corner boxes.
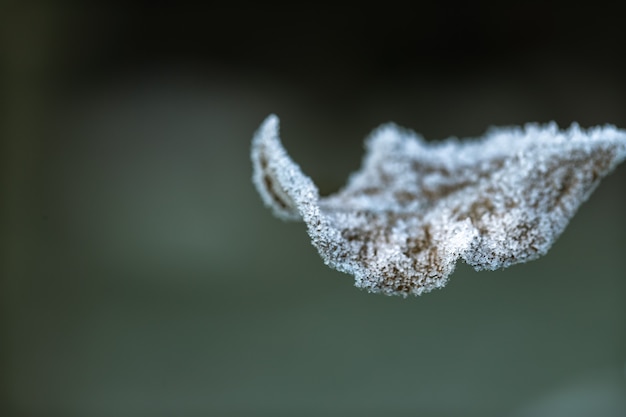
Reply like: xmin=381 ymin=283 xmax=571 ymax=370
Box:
xmin=251 ymin=115 xmax=626 ymax=297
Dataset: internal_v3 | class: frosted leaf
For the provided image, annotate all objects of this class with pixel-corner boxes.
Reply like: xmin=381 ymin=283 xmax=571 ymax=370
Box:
xmin=251 ymin=114 xmax=626 ymax=297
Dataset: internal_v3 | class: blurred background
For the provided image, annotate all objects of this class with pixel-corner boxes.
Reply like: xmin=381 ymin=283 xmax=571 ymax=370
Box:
xmin=1 ymin=3 xmax=625 ymax=416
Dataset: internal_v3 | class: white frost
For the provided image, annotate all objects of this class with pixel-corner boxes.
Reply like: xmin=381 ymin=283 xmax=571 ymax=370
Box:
xmin=251 ymin=115 xmax=626 ymax=296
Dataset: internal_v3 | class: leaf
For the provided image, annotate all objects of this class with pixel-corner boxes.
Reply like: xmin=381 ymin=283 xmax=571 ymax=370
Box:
xmin=251 ymin=115 xmax=626 ymax=296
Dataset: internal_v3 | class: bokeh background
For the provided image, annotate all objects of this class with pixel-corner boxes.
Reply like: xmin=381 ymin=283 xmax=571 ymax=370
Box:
xmin=2 ymin=3 xmax=626 ymax=416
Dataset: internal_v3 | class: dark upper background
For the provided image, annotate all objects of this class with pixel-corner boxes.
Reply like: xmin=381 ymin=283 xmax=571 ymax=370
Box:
xmin=2 ymin=3 xmax=626 ymax=416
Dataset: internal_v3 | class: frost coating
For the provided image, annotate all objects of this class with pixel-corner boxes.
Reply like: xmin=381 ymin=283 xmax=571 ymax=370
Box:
xmin=252 ymin=114 xmax=626 ymax=297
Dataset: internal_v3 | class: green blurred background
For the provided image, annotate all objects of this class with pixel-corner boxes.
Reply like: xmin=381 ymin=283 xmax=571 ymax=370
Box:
xmin=1 ymin=3 xmax=625 ymax=416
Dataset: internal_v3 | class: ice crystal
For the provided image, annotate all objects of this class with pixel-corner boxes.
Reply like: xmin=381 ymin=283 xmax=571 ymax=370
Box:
xmin=251 ymin=115 xmax=626 ymax=296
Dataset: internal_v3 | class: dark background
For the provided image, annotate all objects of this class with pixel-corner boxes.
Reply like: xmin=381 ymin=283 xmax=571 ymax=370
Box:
xmin=2 ymin=3 xmax=626 ymax=416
